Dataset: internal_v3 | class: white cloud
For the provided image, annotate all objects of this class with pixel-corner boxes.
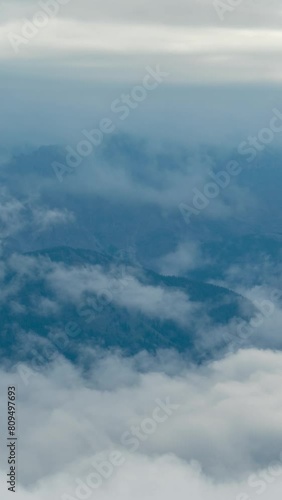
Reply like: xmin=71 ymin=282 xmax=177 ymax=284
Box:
xmin=0 ymin=187 xmax=25 ymax=240
xmin=32 ymin=207 xmax=75 ymax=231
xmin=46 ymin=261 xmax=197 ymax=325
xmin=2 ymin=5 xmax=282 ymax=83
xmin=0 ymin=185 xmax=75 ymax=255
xmin=2 ymin=0 xmax=282 ymax=28
xmin=1 ymin=348 xmax=282 ymax=498
xmin=158 ymin=241 xmax=203 ymax=276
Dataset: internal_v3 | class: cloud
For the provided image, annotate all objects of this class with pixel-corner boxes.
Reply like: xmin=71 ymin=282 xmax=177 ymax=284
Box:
xmin=1 ymin=0 xmax=282 ymax=87
xmin=32 ymin=207 xmax=75 ymax=231
xmin=2 ymin=21 xmax=282 ymax=85
xmin=55 ymin=139 xmax=256 ymax=225
xmin=158 ymin=241 xmax=204 ymax=276
xmin=5 ymin=254 xmax=196 ymax=325
xmin=2 ymin=0 xmax=282 ymax=28
xmin=0 ymin=184 xmax=75 ymax=255
xmin=0 ymin=187 xmax=26 ymax=240
xmin=1 ymin=348 xmax=282 ymax=498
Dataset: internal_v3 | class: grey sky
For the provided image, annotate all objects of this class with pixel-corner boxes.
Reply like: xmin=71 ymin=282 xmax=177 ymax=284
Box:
xmin=1 ymin=0 xmax=282 ymax=84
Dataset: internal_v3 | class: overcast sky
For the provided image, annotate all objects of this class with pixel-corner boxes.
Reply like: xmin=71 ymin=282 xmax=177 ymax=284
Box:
xmin=1 ymin=0 xmax=282 ymax=83
xmin=1 ymin=0 xmax=282 ymax=149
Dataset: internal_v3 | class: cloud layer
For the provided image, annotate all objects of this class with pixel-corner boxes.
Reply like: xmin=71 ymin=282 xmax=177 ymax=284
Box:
xmin=2 ymin=0 xmax=282 ymax=86
xmin=1 ymin=348 xmax=282 ymax=498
